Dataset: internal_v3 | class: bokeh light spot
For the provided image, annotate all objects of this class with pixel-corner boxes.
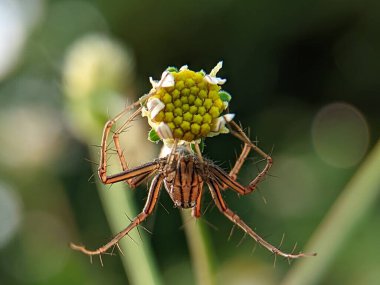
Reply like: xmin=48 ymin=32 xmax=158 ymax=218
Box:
xmin=0 ymin=182 xmax=22 ymax=248
xmin=312 ymin=102 xmax=369 ymax=168
xmin=0 ymin=0 xmax=26 ymax=79
xmin=0 ymin=104 xmax=64 ymax=169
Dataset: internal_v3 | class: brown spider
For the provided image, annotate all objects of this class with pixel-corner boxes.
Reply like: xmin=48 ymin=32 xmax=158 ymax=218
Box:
xmin=70 ymin=101 xmax=315 ymax=260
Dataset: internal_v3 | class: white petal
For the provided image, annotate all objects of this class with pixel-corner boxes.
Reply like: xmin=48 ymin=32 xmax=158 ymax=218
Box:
xmin=160 ymin=139 xmax=186 ymax=152
xmin=159 ymin=144 xmax=172 ymax=158
xmin=207 ymin=126 xmax=230 ymax=138
xmin=219 ymin=126 xmax=230 ymax=134
xmin=147 ymin=97 xmax=161 ymax=110
xmin=210 ymin=61 xmax=223 ymax=77
xmin=149 ymin=71 xmax=175 ymax=89
xmin=147 ymin=98 xmax=165 ymax=119
xmin=204 ymin=75 xmax=227 ymax=85
xmin=159 ymin=71 xmax=175 ymax=87
xmin=151 ymin=106 xmax=163 ymax=119
xmin=156 ymin=122 xmax=173 ymax=139
xmin=211 ymin=113 xmax=235 ymax=132
xmin=223 ymin=113 xmax=235 ymax=122
xmin=141 ymin=107 xmax=149 ymax=117
xmin=179 ymin=65 xmax=188 ymax=71
xmin=149 ymin=77 xmax=158 ymax=88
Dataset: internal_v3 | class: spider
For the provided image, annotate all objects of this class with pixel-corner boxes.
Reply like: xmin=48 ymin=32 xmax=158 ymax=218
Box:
xmin=70 ymin=100 xmax=315 ymax=260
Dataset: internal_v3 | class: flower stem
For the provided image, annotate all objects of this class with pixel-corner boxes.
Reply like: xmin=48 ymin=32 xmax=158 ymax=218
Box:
xmin=63 ymin=34 xmax=162 ymax=284
xmin=89 ymin=149 xmax=163 ymax=285
xmin=281 ymin=140 xmax=380 ymax=285
xmin=181 ymin=209 xmax=215 ymax=285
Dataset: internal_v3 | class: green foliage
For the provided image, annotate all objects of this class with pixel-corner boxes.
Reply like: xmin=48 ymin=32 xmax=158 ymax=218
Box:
xmin=219 ymin=90 xmax=232 ymax=102
xmin=148 ymin=128 xmax=161 ymax=143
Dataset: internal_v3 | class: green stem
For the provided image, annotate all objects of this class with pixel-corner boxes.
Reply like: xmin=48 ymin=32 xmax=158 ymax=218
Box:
xmin=281 ymin=140 xmax=380 ymax=285
xmin=90 ymin=148 xmax=163 ymax=285
xmin=181 ymin=209 xmax=215 ymax=285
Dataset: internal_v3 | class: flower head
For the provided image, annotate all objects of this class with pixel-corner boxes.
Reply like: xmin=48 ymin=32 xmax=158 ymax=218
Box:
xmin=142 ymin=62 xmax=233 ymax=145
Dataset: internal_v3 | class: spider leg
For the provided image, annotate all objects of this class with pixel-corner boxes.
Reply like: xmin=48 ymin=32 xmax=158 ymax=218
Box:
xmin=228 ymin=137 xmax=251 ymax=181
xmin=104 ymin=160 xmax=160 ymax=184
xmin=220 ymin=120 xmax=273 ymax=194
xmin=191 ymin=184 xmax=204 ymax=218
xmin=207 ymin=179 xmax=315 ymax=259
xmin=70 ymin=174 xmax=163 ymax=256
xmin=127 ymin=169 xmax=157 ymax=188
xmin=210 ymin=164 xmax=264 ymax=196
xmin=112 ymin=106 xmax=142 ymax=172
xmin=98 ymin=101 xmax=139 ymax=181
xmin=191 ymin=142 xmax=205 ymax=218
xmin=98 ymin=101 xmax=160 ymax=186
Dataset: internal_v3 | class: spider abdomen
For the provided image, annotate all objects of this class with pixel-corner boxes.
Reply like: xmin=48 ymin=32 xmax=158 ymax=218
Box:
xmin=163 ymin=156 xmax=204 ymax=208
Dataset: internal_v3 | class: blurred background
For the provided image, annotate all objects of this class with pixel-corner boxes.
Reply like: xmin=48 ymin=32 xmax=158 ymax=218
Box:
xmin=0 ymin=0 xmax=379 ymax=284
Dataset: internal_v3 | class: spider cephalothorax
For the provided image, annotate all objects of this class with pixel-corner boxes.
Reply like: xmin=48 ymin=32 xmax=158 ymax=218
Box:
xmin=161 ymin=147 xmax=205 ymax=209
xmin=70 ymin=100 xmax=315 ymax=260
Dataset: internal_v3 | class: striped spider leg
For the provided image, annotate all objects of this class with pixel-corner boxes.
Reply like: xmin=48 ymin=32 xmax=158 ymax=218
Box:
xmin=70 ymin=101 xmax=164 ymax=256
xmin=202 ymin=121 xmax=316 ymax=259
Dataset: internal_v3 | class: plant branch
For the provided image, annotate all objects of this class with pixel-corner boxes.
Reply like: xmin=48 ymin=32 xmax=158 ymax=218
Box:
xmin=281 ymin=140 xmax=380 ymax=285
